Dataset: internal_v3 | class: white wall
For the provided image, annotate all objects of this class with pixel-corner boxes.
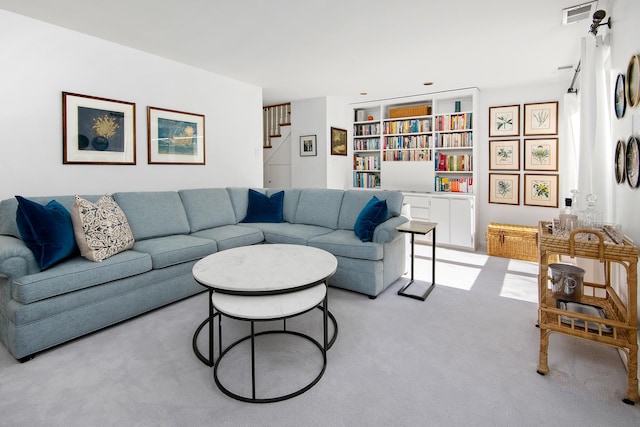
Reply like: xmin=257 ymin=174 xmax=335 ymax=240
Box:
xmin=290 ymin=97 xmax=328 ymax=188
xmin=478 ymin=82 xmax=570 ymax=247
xmin=0 ymin=10 xmax=263 ymax=201
xmin=326 ymin=96 xmax=351 ymax=189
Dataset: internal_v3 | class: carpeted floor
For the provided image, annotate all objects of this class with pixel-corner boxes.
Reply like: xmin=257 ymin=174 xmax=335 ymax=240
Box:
xmin=0 ymin=245 xmax=638 ymax=426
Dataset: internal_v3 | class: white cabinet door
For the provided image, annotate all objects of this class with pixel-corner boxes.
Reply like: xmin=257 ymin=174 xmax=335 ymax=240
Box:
xmin=429 ymin=197 xmax=450 ymax=244
xmin=450 ymin=198 xmax=474 ymax=248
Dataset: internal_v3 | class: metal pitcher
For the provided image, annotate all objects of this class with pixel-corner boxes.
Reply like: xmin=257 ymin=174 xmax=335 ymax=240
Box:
xmin=548 ymin=263 xmax=585 ymax=300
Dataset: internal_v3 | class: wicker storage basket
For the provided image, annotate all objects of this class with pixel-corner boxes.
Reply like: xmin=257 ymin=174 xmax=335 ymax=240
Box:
xmin=388 ymin=105 xmax=431 ymax=118
xmin=486 ymin=223 xmax=538 ymax=262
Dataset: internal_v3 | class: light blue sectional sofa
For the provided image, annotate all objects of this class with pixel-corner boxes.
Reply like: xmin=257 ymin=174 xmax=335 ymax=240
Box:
xmin=0 ymin=187 xmax=407 ymax=360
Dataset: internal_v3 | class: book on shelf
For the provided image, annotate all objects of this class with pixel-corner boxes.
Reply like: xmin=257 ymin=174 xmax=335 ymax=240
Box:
xmin=353 ymin=172 xmax=380 ymax=188
xmin=434 ymin=153 xmax=473 ymax=171
xmin=434 ymin=176 xmax=473 ymax=193
xmin=434 ymin=113 xmax=473 ymax=132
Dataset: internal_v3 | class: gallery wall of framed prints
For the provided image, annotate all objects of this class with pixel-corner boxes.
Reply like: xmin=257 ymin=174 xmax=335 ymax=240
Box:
xmin=488 ymin=101 xmax=559 ymax=207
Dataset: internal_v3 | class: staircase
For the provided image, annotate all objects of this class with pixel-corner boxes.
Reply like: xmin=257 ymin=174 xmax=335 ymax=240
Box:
xmin=263 ymin=103 xmax=291 ymax=147
xmin=263 ymin=103 xmax=292 ymax=188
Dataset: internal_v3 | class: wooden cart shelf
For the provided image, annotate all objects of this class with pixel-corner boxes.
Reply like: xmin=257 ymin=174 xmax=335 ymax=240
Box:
xmin=537 ymin=221 xmax=639 ymax=404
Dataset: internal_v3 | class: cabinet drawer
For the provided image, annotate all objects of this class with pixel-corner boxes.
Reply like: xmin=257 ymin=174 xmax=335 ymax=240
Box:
xmin=403 ymin=195 xmax=430 ymax=208
xmin=410 ymin=206 xmax=429 ymax=220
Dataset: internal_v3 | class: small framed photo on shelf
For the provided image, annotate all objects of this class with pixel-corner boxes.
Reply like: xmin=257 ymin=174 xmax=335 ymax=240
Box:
xmin=300 ymin=135 xmax=317 ymax=156
xmin=489 ymin=173 xmax=520 ymax=205
xmin=62 ymin=92 xmax=136 ymax=164
xmin=524 ymin=174 xmax=559 ymax=208
xmin=147 ymin=107 xmax=205 ymax=164
xmin=523 ymin=101 xmax=558 ymax=136
xmin=524 ymin=138 xmax=558 ymax=171
xmin=488 ymin=105 xmax=520 ymax=137
xmin=489 ymin=139 xmax=519 ymax=170
xmin=330 ymin=127 xmax=347 ymax=156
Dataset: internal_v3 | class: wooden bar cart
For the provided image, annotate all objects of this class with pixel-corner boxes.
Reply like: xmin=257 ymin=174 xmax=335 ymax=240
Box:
xmin=537 ymin=221 xmax=639 ymax=404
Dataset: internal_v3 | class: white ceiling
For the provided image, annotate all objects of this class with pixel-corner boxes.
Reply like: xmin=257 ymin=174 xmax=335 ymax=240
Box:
xmin=1 ymin=0 xmax=599 ymax=105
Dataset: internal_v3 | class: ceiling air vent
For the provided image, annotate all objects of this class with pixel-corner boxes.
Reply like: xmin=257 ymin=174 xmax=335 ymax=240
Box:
xmin=562 ymin=1 xmax=598 ymax=25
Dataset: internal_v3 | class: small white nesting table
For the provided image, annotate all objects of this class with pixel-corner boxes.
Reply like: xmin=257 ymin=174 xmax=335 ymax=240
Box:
xmin=192 ymin=244 xmax=338 ymax=403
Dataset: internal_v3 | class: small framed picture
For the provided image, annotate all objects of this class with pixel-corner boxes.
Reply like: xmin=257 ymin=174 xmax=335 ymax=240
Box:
xmin=488 ymin=105 xmax=520 ymax=137
xmin=62 ymin=92 xmax=136 ymax=164
xmin=524 ymin=138 xmax=558 ymax=171
xmin=627 ymin=54 xmax=640 ymax=108
xmin=330 ymin=127 xmax=348 ymax=156
xmin=300 ymin=135 xmax=317 ymax=156
xmin=524 ymin=101 xmax=558 ymax=136
xmin=615 ymin=139 xmax=626 ymax=184
xmin=489 ymin=173 xmax=520 ymax=205
xmin=489 ymin=140 xmax=519 ymax=170
xmin=524 ymin=174 xmax=559 ymax=208
xmin=626 ymin=135 xmax=640 ymax=188
xmin=147 ymin=107 xmax=205 ymax=164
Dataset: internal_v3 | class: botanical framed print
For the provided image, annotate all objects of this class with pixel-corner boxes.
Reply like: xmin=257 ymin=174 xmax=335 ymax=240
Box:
xmin=147 ymin=107 xmax=205 ymax=164
xmin=626 ymin=135 xmax=639 ymax=188
xmin=615 ymin=139 xmax=626 ymax=184
xmin=489 ymin=105 xmax=519 ymax=137
xmin=524 ymin=174 xmax=559 ymax=208
xmin=524 ymin=101 xmax=558 ymax=136
xmin=300 ymin=135 xmax=317 ymax=156
xmin=489 ymin=173 xmax=520 ymax=205
xmin=614 ymin=73 xmax=626 ymax=119
xmin=330 ymin=127 xmax=347 ymax=156
xmin=489 ymin=140 xmax=519 ymax=170
xmin=627 ymin=54 xmax=640 ymax=108
xmin=62 ymin=92 xmax=136 ymax=164
xmin=524 ymin=138 xmax=558 ymax=171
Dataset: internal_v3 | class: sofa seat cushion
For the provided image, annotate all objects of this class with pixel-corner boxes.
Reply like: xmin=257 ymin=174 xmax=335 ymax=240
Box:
xmin=247 ymin=223 xmax=333 ymax=245
xmin=132 ymin=235 xmax=217 ymax=269
xmin=307 ymin=230 xmax=383 ymax=261
xmin=191 ymin=225 xmax=264 ymax=251
xmin=12 ymin=250 xmax=152 ymax=304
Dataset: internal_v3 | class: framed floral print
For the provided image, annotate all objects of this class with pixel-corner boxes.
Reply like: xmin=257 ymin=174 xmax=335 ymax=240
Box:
xmin=63 ymin=92 xmax=136 ymax=164
xmin=489 ymin=140 xmax=519 ymax=170
xmin=524 ymin=138 xmax=558 ymax=171
xmin=147 ymin=107 xmax=205 ymax=164
xmin=489 ymin=105 xmax=520 ymax=137
xmin=524 ymin=101 xmax=558 ymax=136
xmin=489 ymin=173 xmax=519 ymax=205
xmin=524 ymin=174 xmax=559 ymax=207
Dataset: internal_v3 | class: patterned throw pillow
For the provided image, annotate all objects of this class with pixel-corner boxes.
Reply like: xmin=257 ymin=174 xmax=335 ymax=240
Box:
xmin=70 ymin=195 xmax=135 ymax=262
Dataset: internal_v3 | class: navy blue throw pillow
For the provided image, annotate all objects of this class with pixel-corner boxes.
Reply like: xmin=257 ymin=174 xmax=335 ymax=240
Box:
xmin=15 ymin=195 xmax=78 ymax=270
xmin=241 ymin=189 xmax=284 ymax=223
xmin=354 ymin=196 xmax=388 ymax=242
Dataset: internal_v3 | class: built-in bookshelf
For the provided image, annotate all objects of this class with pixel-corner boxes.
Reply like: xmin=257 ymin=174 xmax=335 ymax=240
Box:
xmin=351 ymin=88 xmax=478 ymax=193
xmin=352 ymin=108 xmax=381 ymax=188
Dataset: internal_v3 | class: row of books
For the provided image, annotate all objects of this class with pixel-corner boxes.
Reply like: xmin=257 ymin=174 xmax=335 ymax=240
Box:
xmin=353 ymin=155 xmax=380 ymax=171
xmin=353 ymin=172 xmax=380 ymax=188
xmin=433 ymin=113 xmax=472 ymax=131
xmin=383 ymin=150 xmax=432 ymax=161
xmin=383 ymin=134 xmax=433 ymax=149
xmin=353 ymin=137 xmax=380 ymax=151
xmin=354 ymin=123 xmax=380 ymax=136
xmin=383 ymin=119 xmax=431 ymax=135
xmin=434 ymin=177 xmax=473 ymax=193
xmin=434 ymin=132 xmax=472 ymax=148
xmin=435 ymin=153 xmax=473 ymax=171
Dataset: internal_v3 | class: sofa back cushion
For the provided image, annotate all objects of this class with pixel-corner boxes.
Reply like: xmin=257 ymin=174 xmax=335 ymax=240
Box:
xmin=338 ymin=190 xmax=403 ymax=230
xmin=0 ymin=195 xmax=99 ymax=239
xmin=112 ymin=191 xmax=190 ymax=240
xmin=179 ymin=188 xmax=236 ymax=232
xmin=267 ymin=188 xmax=301 ymax=223
xmin=295 ymin=189 xmax=345 ymax=229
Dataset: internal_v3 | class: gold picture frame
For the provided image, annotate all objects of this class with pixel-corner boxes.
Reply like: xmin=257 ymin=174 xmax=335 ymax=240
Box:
xmin=524 ymin=173 xmax=559 ymax=207
xmin=147 ymin=106 xmax=205 ymax=165
xmin=489 ymin=173 xmax=520 ymax=205
xmin=489 ymin=105 xmax=520 ymax=137
xmin=489 ymin=139 xmax=520 ymax=170
xmin=524 ymin=101 xmax=558 ymax=136
xmin=331 ymin=127 xmax=348 ymax=156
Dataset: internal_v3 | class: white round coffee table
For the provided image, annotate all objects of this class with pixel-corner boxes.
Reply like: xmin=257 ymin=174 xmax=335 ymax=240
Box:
xmin=192 ymin=244 xmax=338 ymax=403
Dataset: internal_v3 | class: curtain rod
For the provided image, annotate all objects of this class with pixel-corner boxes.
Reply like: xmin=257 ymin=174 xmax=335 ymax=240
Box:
xmin=567 ymin=61 xmax=581 ymax=94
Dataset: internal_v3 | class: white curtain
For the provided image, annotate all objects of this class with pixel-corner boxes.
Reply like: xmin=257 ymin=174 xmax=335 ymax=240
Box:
xmin=575 ymin=35 xmax=613 ymax=220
